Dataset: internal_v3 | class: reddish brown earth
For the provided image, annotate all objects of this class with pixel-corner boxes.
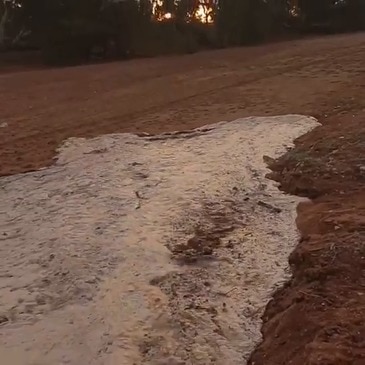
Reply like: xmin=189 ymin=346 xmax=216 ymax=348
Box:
xmin=0 ymin=33 xmax=364 ymax=177
xmin=249 ymin=111 xmax=365 ymax=365
xmin=0 ymin=33 xmax=364 ymax=364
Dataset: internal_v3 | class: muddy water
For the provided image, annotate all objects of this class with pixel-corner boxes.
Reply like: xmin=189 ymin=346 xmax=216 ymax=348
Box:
xmin=0 ymin=115 xmax=319 ymax=365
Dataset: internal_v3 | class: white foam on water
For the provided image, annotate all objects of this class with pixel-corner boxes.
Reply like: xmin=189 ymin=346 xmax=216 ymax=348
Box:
xmin=0 ymin=115 xmax=319 ymax=365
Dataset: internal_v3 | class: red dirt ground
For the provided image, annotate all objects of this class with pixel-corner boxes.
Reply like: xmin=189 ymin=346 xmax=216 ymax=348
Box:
xmin=0 ymin=33 xmax=364 ymax=364
xmin=0 ymin=33 xmax=364 ymax=177
xmin=249 ymin=111 xmax=365 ymax=365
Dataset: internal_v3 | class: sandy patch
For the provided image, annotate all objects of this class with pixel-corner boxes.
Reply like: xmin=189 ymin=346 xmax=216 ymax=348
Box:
xmin=0 ymin=115 xmax=319 ymax=365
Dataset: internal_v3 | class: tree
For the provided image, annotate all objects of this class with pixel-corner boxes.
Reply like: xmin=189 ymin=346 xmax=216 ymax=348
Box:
xmin=0 ymin=0 xmax=9 ymax=47
xmin=1 ymin=0 xmax=363 ymax=64
xmin=216 ymin=0 xmax=287 ymax=46
xmin=296 ymin=0 xmax=365 ymax=31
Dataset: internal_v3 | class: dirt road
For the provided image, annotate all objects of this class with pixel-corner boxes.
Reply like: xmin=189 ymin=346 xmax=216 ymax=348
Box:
xmin=0 ymin=33 xmax=364 ymax=176
xmin=0 ymin=33 xmax=364 ymax=365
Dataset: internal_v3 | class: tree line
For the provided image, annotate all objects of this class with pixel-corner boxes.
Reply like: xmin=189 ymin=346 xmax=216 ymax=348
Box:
xmin=0 ymin=0 xmax=364 ymax=65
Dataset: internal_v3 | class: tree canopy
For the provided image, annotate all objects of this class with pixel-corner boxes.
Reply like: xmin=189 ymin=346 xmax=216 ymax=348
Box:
xmin=0 ymin=0 xmax=363 ymax=64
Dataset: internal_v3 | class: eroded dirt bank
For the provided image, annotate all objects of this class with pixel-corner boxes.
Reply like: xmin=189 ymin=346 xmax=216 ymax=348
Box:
xmin=249 ymin=111 xmax=365 ymax=365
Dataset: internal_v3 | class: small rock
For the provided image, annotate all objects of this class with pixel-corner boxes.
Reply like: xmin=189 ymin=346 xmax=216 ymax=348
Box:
xmin=257 ymin=200 xmax=282 ymax=213
xmin=0 ymin=122 xmax=8 ymax=128
xmin=85 ymin=276 xmax=97 ymax=284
